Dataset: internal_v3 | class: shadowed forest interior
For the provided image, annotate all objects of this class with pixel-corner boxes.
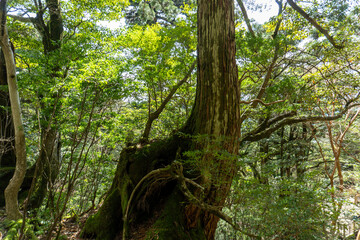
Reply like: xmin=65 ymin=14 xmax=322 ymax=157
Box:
xmin=1 ymin=0 xmax=360 ymax=239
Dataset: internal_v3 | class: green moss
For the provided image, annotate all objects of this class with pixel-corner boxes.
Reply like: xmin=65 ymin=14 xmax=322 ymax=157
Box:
xmin=146 ymin=190 xmax=206 ymax=240
xmin=57 ymin=235 xmax=68 ymax=240
xmin=3 ymin=219 xmax=38 ymax=240
xmin=82 ymin=137 xmax=185 ymax=240
xmin=81 ymin=189 xmax=123 ymax=240
xmin=120 ymin=179 xmax=131 ymax=215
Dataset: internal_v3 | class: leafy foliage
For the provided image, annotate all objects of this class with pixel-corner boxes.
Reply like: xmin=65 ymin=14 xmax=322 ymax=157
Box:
xmin=1 ymin=0 xmax=360 ymax=239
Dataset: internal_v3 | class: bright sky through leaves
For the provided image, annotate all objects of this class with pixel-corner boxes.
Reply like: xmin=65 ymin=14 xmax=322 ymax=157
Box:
xmin=247 ymin=0 xmax=278 ymax=23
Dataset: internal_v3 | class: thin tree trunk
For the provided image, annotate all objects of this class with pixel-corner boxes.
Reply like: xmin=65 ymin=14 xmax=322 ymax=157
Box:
xmin=0 ymin=0 xmax=27 ymax=220
xmin=0 ymin=46 xmax=16 ymax=206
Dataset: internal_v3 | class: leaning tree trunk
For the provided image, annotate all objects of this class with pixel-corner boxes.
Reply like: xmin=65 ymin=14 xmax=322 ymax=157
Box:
xmin=0 ymin=0 xmax=63 ymax=209
xmin=0 ymin=39 xmax=32 ymax=209
xmin=0 ymin=47 xmax=16 ymax=206
xmin=82 ymin=0 xmax=240 ymax=239
xmin=0 ymin=0 xmax=27 ymax=220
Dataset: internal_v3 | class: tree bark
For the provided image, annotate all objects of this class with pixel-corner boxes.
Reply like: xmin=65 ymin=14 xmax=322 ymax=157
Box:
xmin=182 ymin=0 xmax=240 ymax=238
xmin=82 ymin=0 xmax=240 ymax=239
xmin=0 ymin=39 xmax=32 ymax=210
xmin=28 ymin=128 xmax=61 ymax=208
xmin=0 ymin=0 xmax=27 ymax=220
xmin=0 ymin=46 xmax=16 ymax=206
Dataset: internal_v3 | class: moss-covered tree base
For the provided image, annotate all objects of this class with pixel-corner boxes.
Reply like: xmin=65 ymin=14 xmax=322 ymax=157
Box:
xmin=81 ymin=136 xmax=196 ymax=239
xmin=81 ymin=189 xmax=123 ymax=239
xmin=143 ymin=190 xmax=206 ymax=240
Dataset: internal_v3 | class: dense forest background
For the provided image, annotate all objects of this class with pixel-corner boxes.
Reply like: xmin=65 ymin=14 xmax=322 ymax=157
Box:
xmin=0 ymin=0 xmax=360 ymax=239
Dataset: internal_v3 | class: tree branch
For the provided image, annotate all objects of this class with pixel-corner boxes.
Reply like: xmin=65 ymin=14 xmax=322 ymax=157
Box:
xmin=286 ymin=0 xmax=343 ymax=49
xmin=7 ymin=14 xmax=35 ymax=23
xmin=240 ymin=99 xmax=285 ymax=107
xmin=250 ymin=0 xmax=284 ymax=108
xmin=1 ymin=0 xmax=27 ymax=220
xmin=272 ymin=0 xmax=284 ymax=39
xmin=341 ymin=146 xmax=360 ymax=164
xmin=241 ymin=103 xmax=360 ymax=143
xmin=141 ymin=61 xmax=196 ymax=142
xmin=236 ymin=0 xmax=255 ymax=36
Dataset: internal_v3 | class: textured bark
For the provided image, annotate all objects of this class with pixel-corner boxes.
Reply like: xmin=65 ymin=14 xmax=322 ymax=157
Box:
xmin=0 ymin=0 xmax=27 ymax=220
xmin=38 ymin=0 xmax=64 ymax=54
xmin=82 ymin=138 xmax=183 ymax=239
xmin=82 ymin=1 xmax=240 ymax=239
xmin=182 ymin=0 xmax=240 ymax=238
xmin=28 ymin=128 xmax=61 ymax=208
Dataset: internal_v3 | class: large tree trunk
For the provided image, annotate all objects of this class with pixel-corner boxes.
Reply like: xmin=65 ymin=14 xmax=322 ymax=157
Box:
xmin=82 ymin=0 xmax=240 ymax=239
xmin=182 ymin=0 xmax=240 ymax=238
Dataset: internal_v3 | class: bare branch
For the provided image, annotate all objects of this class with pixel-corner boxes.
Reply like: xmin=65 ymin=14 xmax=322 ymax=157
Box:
xmin=250 ymin=51 xmax=279 ymax=109
xmin=141 ymin=61 xmax=196 ymax=142
xmin=286 ymin=0 xmax=343 ymax=49
xmin=241 ymin=103 xmax=360 ymax=143
xmin=240 ymin=99 xmax=285 ymax=107
xmin=7 ymin=14 xmax=34 ymax=23
xmin=251 ymin=0 xmax=284 ymax=109
xmin=341 ymin=146 xmax=360 ymax=164
xmin=248 ymin=0 xmax=284 ymax=109
xmin=313 ymin=133 xmax=335 ymax=179
xmin=236 ymin=0 xmax=255 ymax=36
xmin=272 ymin=0 xmax=285 ymax=39
xmin=338 ymin=109 xmax=360 ymax=145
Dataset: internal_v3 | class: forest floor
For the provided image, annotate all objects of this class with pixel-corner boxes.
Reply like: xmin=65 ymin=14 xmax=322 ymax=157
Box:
xmin=0 ymin=208 xmax=6 ymax=238
xmin=56 ymin=216 xmax=86 ymax=239
xmin=1 ymin=198 xmax=360 ymax=239
xmin=0 ymin=206 xmax=157 ymax=240
xmin=0 ymin=207 xmax=88 ymax=240
xmin=41 ymin=211 xmax=93 ymax=240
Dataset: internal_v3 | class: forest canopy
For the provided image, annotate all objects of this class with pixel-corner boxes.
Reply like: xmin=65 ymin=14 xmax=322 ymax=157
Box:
xmin=0 ymin=0 xmax=360 ymax=239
